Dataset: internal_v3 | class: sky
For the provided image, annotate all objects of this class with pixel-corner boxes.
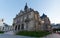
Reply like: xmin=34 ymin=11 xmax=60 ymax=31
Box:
xmin=0 ymin=0 xmax=60 ymax=25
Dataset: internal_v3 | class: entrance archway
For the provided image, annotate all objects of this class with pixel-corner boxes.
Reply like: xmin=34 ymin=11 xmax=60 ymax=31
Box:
xmin=18 ymin=25 xmax=20 ymax=30
xmin=15 ymin=25 xmax=17 ymax=30
xmin=21 ymin=24 xmax=24 ymax=30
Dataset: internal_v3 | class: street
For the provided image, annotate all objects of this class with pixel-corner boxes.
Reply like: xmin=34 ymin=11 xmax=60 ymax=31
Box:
xmin=41 ymin=33 xmax=60 ymax=38
xmin=0 ymin=31 xmax=36 ymax=38
xmin=0 ymin=34 xmax=36 ymax=38
xmin=1 ymin=31 xmax=60 ymax=38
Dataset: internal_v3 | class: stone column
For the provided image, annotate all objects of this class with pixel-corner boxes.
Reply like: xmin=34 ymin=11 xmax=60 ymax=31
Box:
xmin=26 ymin=23 xmax=28 ymax=31
xmin=13 ymin=25 xmax=16 ymax=32
xmin=20 ymin=25 xmax=21 ymax=31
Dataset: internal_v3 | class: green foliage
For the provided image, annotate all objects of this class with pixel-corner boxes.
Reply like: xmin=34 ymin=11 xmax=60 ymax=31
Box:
xmin=0 ymin=31 xmax=4 ymax=33
xmin=16 ymin=31 xmax=51 ymax=37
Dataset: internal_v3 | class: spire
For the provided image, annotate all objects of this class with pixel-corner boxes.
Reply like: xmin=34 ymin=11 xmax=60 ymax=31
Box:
xmin=40 ymin=13 xmax=47 ymax=19
xmin=42 ymin=13 xmax=47 ymax=18
xmin=24 ymin=3 xmax=28 ymax=11
xmin=43 ymin=13 xmax=47 ymax=17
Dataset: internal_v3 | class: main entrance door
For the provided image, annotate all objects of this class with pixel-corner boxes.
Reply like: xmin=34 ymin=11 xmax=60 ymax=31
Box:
xmin=15 ymin=25 xmax=17 ymax=30
xmin=21 ymin=24 xmax=24 ymax=30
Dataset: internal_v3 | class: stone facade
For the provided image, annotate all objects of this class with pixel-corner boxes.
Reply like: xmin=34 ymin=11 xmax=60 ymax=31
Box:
xmin=40 ymin=14 xmax=51 ymax=31
xmin=13 ymin=3 xmax=51 ymax=31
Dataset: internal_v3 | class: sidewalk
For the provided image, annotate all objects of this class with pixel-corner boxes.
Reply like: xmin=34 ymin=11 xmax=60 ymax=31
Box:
xmin=4 ymin=31 xmax=14 ymax=35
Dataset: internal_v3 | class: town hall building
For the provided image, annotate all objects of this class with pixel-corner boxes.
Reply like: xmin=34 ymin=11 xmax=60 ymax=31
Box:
xmin=13 ymin=3 xmax=51 ymax=32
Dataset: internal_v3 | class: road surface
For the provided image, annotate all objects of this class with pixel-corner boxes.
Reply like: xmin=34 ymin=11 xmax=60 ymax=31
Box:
xmin=0 ymin=34 xmax=36 ymax=38
xmin=1 ymin=31 xmax=60 ymax=38
xmin=41 ymin=33 xmax=60 ymax=38
xmin=3 ymin=31 xmax=36 ymax=38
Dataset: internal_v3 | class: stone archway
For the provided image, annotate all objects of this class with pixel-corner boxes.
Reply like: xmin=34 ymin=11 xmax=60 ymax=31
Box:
xmin=15 ymin=25 xmax=17 ymax=30
xmin=21 ymin=24 xmax=24 ymax=30
xmin=18 ymin=25 xmax=20 ymax=30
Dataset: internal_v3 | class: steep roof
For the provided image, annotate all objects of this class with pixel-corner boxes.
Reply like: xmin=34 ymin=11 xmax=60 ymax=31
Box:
xmin=40 ymin=13 xmax=47 ymax=19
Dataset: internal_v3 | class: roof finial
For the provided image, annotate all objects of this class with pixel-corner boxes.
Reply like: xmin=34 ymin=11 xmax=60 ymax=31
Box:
xmin=26 ymin=3 xmax=27 ymax=6
xmin=24 ymin=3 xmax=28 ymax=11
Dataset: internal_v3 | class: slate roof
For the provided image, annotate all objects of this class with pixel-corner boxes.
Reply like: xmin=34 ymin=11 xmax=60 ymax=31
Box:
xmin=40 ymin=13 xmax=47 ymax=19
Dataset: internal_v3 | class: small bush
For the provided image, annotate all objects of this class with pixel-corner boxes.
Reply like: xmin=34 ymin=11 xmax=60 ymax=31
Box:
xmin=0 ymin=31 xmax=4 ymax=33
xmin=16 ymin=31 xmax=51 ymax=37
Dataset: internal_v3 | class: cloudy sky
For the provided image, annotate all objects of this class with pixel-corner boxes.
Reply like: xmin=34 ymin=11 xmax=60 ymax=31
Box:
xmin=0 ymin=0 xmax=60 ymax=25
